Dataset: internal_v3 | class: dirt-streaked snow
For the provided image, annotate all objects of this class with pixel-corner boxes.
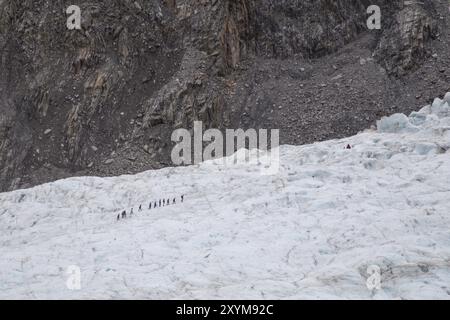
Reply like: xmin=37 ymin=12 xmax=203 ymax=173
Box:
xmin=1 ymin=94 xmax=450 ymax=299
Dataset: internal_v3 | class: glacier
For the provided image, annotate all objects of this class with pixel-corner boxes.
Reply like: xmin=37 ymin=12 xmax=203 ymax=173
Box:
xmin=1 ymin=93 xmax=450 ymax=299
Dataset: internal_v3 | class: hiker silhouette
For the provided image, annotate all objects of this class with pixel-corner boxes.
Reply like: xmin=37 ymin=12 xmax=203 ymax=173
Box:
xmin=117 ymin=194 xmax=188 ymax=221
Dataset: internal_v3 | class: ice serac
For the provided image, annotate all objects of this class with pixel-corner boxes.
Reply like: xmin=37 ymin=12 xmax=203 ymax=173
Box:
xmin=0 ymin=93 xmax=449 ymax=299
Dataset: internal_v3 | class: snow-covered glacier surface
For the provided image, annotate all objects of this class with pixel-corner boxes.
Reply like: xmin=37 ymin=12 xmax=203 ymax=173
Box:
xmin=1 ymin=94 xmax=450 ymax=300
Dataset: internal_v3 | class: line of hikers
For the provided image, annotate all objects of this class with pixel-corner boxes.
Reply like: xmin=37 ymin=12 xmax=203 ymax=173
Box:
xmin=117 ymin=195 xmax=185 ymax=220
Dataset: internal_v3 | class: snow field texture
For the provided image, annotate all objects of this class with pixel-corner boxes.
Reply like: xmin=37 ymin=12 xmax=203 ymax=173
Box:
xmin=1 ymin=93 xmax=450 ymax=299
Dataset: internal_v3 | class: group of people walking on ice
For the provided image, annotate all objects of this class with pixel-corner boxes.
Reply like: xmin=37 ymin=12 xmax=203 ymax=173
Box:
xmin=117 ymin=195 xmax=185 ymax=221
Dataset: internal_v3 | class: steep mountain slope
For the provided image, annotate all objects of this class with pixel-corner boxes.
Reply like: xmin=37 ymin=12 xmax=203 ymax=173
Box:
xmin=1 ymin=0 xmax=449 ymax=192
xmin=1 ymin=93 xmax=449 ymax=299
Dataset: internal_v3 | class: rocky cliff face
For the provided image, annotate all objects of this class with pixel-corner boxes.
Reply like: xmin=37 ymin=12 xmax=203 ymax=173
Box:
xmin=0 ymin=0 xmax=449 ymax=192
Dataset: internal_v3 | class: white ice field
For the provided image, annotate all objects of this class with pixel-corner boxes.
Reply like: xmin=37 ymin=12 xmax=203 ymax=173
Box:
xmin=1 ymin=93 xmax=450 ymax=299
